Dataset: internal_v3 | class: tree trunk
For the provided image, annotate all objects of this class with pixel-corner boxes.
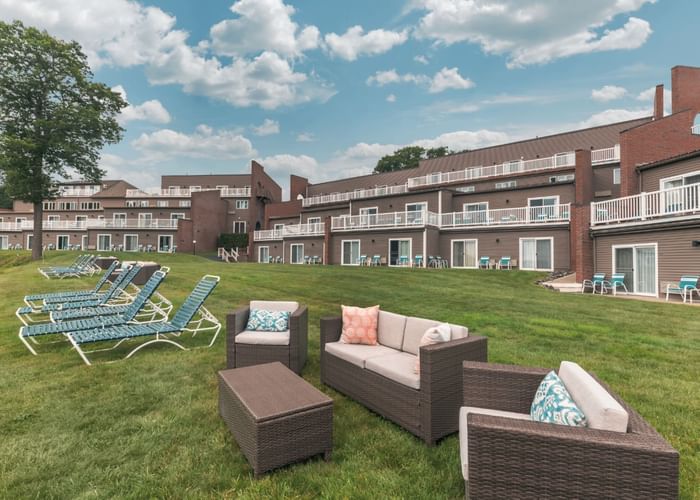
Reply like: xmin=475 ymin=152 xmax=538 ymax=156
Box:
xmin=32 ymin=202 xmax=43 ymax=261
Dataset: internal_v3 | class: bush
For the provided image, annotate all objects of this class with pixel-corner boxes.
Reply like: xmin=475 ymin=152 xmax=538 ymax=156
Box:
xmin=218 ymin=233 xmax=248 ymax=249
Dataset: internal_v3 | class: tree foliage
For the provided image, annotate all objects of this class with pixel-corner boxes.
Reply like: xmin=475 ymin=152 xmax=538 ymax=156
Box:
xmin=373 ymin=145 xmax=452 ymax=173
xmin=0 ymin=21 xmax=126 ymax=258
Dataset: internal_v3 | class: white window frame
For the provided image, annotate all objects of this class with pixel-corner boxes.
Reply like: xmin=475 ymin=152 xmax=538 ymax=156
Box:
xmin=158 ymin=234 xmax=173 ymax=253
xmin=170 ymin=213 xmax=185 ymax=221
xmin=405 ymin=202 xmax=427 ymax=213
xmin=233 ymin=221 xmax=247 ymax=234
xmin=0 ymin=235 xmax=8 ymax=250
xmin=612 ymin=242 xmax=658 ymax=297
xmin=56 ymin=234 xmax=70 ymax=250
xmin=495 ymin=180 xmax=517 ymax=189
xmin=341 ymin=239 xmax=361 ymax=266
xmin=289 ymin=243 xmax=304 ymax=264
xmin=235 ymin=199 xmax=249 ymax=209
xmin=47 ymin=215 xmax=60 ymax=222
xmin=258 ymin=246 xmax=270 ymax=263
xmin=388 ymin=238 xmax=412 ymax=267
xmin=359 ymin=207 xmax=378 ymax=216
xmin=16 ymin=217 xmax=26 ymax=223
xmin=463 ymin=202 xmax=488 ymax=212
xmin=189 ymin=185 xmax=201 ymax=192
xmin=306 ymin=217 xmax=321 ymax=224
xmin=613 ymin=168 xmax=621 ymax=185
xmin=274 ymin=223 xmax=284 ymax=231
xmin=75 ymin=215 xmax=88 ymax=222
xmin=138 ymin=213 xmax=153 ymax=225
xmin=527 ymin=196 xmax=560 ymax=207
xmin=123 ymin=234 xmax=139 ymax=252
xmin=519 ymin=237 xmax=554 ymax=272
xmin=157 ymin=200 xmax=169 ymax=208
xmin=450 ymin=239 xmax=479 ymax=269
xmin=179 ymin=200 xmax=191 ymax=208
xmin=660 ymin=170 xmax=700 ymax=190
xmin=97 ymin=234 xmax=111 ymax=251
xmin=26 ymin=234 xmax=33 ymax=250
xmin=81 ymin=234 xmax=88 ymax=251
xmin=113 ymin=213 xmax=126 ymax=227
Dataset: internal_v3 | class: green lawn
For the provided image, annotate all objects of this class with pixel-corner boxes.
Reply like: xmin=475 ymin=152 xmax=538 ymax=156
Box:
xmin=0 ymin=251 xmax=698 ymax=498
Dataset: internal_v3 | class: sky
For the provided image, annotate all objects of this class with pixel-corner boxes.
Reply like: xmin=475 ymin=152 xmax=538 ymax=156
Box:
xmin=1 ymin=0 xmax=699 ymax=197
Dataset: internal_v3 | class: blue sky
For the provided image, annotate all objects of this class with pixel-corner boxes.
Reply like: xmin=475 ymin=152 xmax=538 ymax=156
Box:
xmin=1 ymin=0 xmax=699 ymax=196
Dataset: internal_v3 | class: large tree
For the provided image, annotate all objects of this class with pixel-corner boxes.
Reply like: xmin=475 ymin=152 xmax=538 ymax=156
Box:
xmin=0 ymin=21 xmax=126 ymax=260
xmin=373 ymin=145 xmax=452 ymax=173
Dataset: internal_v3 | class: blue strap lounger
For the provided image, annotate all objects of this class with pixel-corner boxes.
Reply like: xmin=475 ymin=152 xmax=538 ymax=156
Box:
xmin=24 ymin=260 xmax=120 ymax=309
xmin=17 ymin=269 xmax=173 ymax=356
xmin=38 ymin=255 xmax=98 ymax=279
xmin=65 ymin=275 xmax=221 ymax=365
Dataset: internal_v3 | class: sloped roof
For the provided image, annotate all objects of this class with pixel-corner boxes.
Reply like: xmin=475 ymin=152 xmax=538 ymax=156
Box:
xmin=92 ymin=179 xmax=137 ymax=198
xmin=306 ymin=117 xmax=651 ymax=196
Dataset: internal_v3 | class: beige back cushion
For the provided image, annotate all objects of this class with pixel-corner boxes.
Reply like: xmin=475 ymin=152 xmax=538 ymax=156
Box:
xmin=250 ymin=300 xmax=299 ymax=313
xmin=558 ymin=361 xmax=629 ymax=433
xmin=377 ymin=311 xmax=407 ymax=350
xmin=402 ymin=317 xmax=441 ymax=355
xmin=450 ymin=324 xmax=469 ymax=339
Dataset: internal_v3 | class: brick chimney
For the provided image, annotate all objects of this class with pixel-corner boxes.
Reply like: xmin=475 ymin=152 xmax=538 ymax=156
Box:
xmin=653 ymin=84 xmax=664 ymax=120
xmin=671 ymin=65 xmax=700 ymax=114
xmin=289 ymin=175 xmax=309 ymax=201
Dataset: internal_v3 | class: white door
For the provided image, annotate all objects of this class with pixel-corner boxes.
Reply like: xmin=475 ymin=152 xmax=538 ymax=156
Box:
xmin=138 ymin=213 xmax=153 ymax=227
xmin=258 ymin=246 xmax=270 ymax=263
xmin=57 ymin=235 xmax=69 ymax=250
xmin=614 ymin=245 xmax=657 ymax=295
xmin=342 ymin=240 xmax=360 ymax=265
xmin=389 ymin=239 xmax=411 ymax=266
xmin=97 ymin=234 xmax=111 ymax=251
xmin=81 ymin=235 xmax=88 ymax=250
xmin=26 ymin=234 xmax=33 ymax=250
xmin=452 ymin=240 xmax=477 ymax=268
xmin=520 ymin=238 xmax=553 ymax=271
xmin=113 ymin=213 xmax=127 ymax=227
xmin=124 ymin=234 xmax=138 ymax=252
xmin=290 ymin=244 xmax=304 ymax=264
xmin=0 ymin=235 xmax=8 ymax=250
xmin=158 ymin=235 xmax=172 ymax=253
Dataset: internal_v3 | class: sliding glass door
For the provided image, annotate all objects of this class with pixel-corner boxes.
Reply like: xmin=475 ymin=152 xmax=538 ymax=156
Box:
xmin=520 ymin=238 xmax=553 ymax=271
xmin=614 ymin=244 xmax=657 ymax=295
xmin=389 ymin=239 xmax=411 ymax=266
xmin=451 ymin=239 xmax=478 ymax=268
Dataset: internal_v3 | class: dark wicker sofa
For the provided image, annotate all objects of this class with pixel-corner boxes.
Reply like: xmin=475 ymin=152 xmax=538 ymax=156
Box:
xmin=320 ymin=313 xmax=487 ymax=445
xmin=226 ymin=301 xmax=308 ymax=374
xmin=460 ymin=361 xmax=679 ymax=499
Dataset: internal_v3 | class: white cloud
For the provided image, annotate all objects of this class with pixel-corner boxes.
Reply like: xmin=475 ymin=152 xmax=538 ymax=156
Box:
xmin=413 ymin=129 xmax=509 ymax=151
xmin=324 ymin=26 xmax=408 ymax=61
xmin=132 ymin=124 xmax=256 ymax=162
xmin=296 ymin=132 xmax=315 ymax=142
xmin=98 ymin=153 xmax=161 ymax=191
xmin=209 ymin=0 xmax=320 ymax=58
xmin=386 ymin=94 xmax=397 ymax=103
xmin=414 ymin=54 xmax=429 ymax=64
xmin=0 ymin=0 xmax=334 ymax=110
xmin=252 ymin=119 xmax=280 ymax=136
xmin=578 ymin=108 xmax=650 ymax=128
xmin=258 ymin=154 xmax=319 ymax=178
xmin=411 ymin=0 xmax=655 ymax=68
xmin=112 ymin=85 xmax=171 ymax=125
xmin=591 ymin=85 xmax=628 ymax=102
xmin=367 ymin=67 xmax=474 ymax=93
xmin=636 ymin=86 xmax=672 ymax=111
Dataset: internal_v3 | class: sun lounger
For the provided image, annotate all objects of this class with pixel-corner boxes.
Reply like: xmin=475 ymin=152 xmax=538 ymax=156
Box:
xmin=24 ymin=261 xmax=120 ymax=308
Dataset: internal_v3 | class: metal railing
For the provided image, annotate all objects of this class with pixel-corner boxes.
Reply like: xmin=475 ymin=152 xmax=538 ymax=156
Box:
xmin=254 ymin=229 xmax=283 ymax=241
xmin=253 ymin=223 xmax=325 ymax=241
xmin=331 ymin=210 xmax=440 ymax=231
xmin=125 ymin=186 xmax=251 ymax=198
xmin=591 ymin=145 xmax=621 ymax=165
xmin=302 ymin=184 xmax=408 ymax=207
xmin=0 ymin=219 xmax=180 ymax=231
xmin=57 ymin=186 xmax=102 ymax=197
xmin=591 ymin=183 xmax=700 ymax=225
xmin=441 ymin=204 xmax=570 ymax=228
xmin=692 ymin=124 xmax=700 ymax=135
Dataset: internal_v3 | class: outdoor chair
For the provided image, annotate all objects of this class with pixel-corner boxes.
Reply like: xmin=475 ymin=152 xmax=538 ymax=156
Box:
xmin=371 ymin=255 xmax=381 ymax=266
xmin=582 ymin=273 xmax=606 ymax=294
xmin=358 ymin=254 xmax=368 ymax=266
xmin=478 ymin=256 xmax=490 ymax=269
xmin=226 ymin=300 xmax=308 ymax=374
xmin=275 ymin=256 xmax=282 ymax=263
xmin=413 ymin=254 xmax=423 ymax=268
xmin=303 ymin=256 xmax=311 ymax=265
xmin=601 ymin=273 xmax=629 ymax=295
xmin=64 ymin=275 xmax=221 ymax=365
xmin=399 ymin=255 xmax=410 ymax=266
xmin=665 ymin=275 xmax=699 ymax=303
xmin=459 ymin=360 xmax=678 ymax=498
xmin=497 ymin=256 xmax=512 ymax=270
xmin=17 ymin=269 xmax=173 ymax=354
xmin=38 ymin=254 xmax=92 ymax=279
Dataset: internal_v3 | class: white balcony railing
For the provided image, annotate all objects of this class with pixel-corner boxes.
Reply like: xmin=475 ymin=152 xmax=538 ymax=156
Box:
xmin=125 ymin=187 xmax=251 ymax=198
xmin=254 ymin=223 xmax=325 ymax=241
xmin=57 ymin=186 xmax=102 ymax=197
xmin=692 ymin=124 xmax=700 ymax=135
xmin=591 ymin=144 xmax=621 ymax=165
xmin=302 ymin=184 xmax=408 ymax=207
xmin=331 ymin=210 xmax=440 ymax=231
xmin=591 ymin=183 xmax=700 ymax=226
xmin=0 ymin=219 xmax=180 ymax=231
xmin=441 ymin=204 xmax=570 ymax=228
xmin=254 ymin=229 xmax=284 ymax=241
xmin=0 ymin=222 xmax=24 ymax=231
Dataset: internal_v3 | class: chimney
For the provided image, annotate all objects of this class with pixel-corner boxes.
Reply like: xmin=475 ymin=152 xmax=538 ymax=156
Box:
xmin=653 ymin=84 xmax=664 ymax=120
xmin=671 ymin=65 xmax=700 ymax=114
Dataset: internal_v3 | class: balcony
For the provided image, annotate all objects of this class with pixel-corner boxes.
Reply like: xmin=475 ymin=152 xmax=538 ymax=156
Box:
xmin=591 ymin=184 xmax=700 ymax=226
xmin=125 ymin=187 xmax=251 ymax=198
xmin=591 ymin=145 xmax=621 ymax=165
xmin=331 ymin=210 xmax=439 ymax=231
xmin=0 ymin=219 xmax=181 ymax=231
xmin=254 ymin=229 xmax=284 ymax=241
xmin=254 ymin=223 xmax=325 ymax=241
xmin=441 ymin=204 xmax=570 ymax=228
xmin=57 ymin=186 xmax=102 ymax=197
xmin=692 ymin=124 xmax=700 ymax=135
xmin=302 ymin=184 xmax=408 ymax=208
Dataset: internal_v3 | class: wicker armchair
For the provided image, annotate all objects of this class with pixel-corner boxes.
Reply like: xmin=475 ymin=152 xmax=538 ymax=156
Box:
xmin=226 ymin=301 xmax=308 ymax=374
xmin=460 ymin=361 xmax=679 ymax=499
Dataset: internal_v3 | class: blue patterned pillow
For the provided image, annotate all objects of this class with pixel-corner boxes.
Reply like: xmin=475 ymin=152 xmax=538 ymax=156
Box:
xmin=246 ymin=309 xmax=290 ymax=332
xmin=531 ymin=371 xmax=587 ymax=427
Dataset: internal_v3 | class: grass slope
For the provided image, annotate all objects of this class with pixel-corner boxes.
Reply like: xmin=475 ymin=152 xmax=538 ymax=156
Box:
xmin=0 ymin=251 xmax=698 ymax=498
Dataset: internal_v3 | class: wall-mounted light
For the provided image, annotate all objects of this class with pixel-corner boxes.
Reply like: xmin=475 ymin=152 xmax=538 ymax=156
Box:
xmin=371 ymin=239 xmax=375 ymax=243
xmin=692 ymin=240 xmax=700 ymax=247
xmin=496 ymin=238 xmax=500 ymax=243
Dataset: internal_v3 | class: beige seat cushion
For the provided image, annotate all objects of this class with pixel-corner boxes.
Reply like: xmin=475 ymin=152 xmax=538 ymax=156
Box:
xmin=365 ymin=352 xmax=420 ymax=390
xmin=459 ymin=406 xmax=531 ymax=480
xmin=558 ymin=361 xmax=629 ymax=433
xmin=250 ymin=300 xmax=299 ymax=313
xmin=324 ymin=342 xmax=397 ymax=368
xmin=235 ymin=330 xmax=290 ymax=346
xmin=402 ymin=317 xmax=441 ymax=355
xmin=377 ymin=310 xmax=407 ymax=350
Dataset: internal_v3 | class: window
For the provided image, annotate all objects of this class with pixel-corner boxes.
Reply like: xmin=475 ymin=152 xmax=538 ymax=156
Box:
xmin=233 ymin=221 xmax=247 ymax=234
xmin=258 ymin=246 xmax=270 ymax=263
xmin=16 ymin=217 xmax=26 ymax=224
xmin=359 ymin=207 xmax=378 ymax=216
xmin=613 ymin=244 xmax=657 ymax=296
xmin=80 ymin=201 xmax=101 ymax=210
xmin=138 ymin=213 xmax=153 ymax=227
xmin=75 ymin=215 xmax=87 ymax=226
xmin=660 ymin=170 xmax=700 ymax=190
xmin=236 ymin=199 xmax=249 ymax=209
xmin=170 ymin=213 xmax=185 ymax=221
xmin=463 ymin=202 xmax=488 ymax=224
xmin=504 ymin=160 xmax=522 ymax=173
xmin=290 ymin=243 xmax=304 ymax=264
xmin=451 ymin=240 xmax=478 ymax=268
xmin=126 ymin=200 xmax=138 ymax=208
xmin=113 ymin=213 xmax=126 ymax=227
xmin=307 ymin=217 xmax=321 ymax=224
xmin=97 ymin=215 xmax=105 ymax=222
xmin=359 ymin=207 xmax=378 ymax=224
xmin=464 ymin=202 xmax=488 ymax=212
xmin=388 ymin=239 xmax=411 ymax=266
xmin=406 ymin=202 xmax=427 ymax=224
xmin=43 ymin=202 xmax=56 ymax=210
xmin=157 ymin=200 xmax=169 ymax=208
xmin=124 ymin=234 xmax=139 ymax=252
xmin=528 ymin=196 xmax=559 ymax=219
xmin=26 ymin=234 xmax=33 ymax=250
xmin=495 ymin=180 xmax=517 ymax=189
xmin=216 ymin=185 xmax=228 ymax=190
xmin=47 ymin=215 xmax=60 ymax=222
xmin=660 ymin=171 xmax=700 ymax=212
xmin=613 ymin=168 xmax=621 ymax=185
xmin=342 ymin=240 xmax=361 ymax=266
xmin=179 ymin=200 xmax=191 ymax=208
xmin=81 ymin=235 xmax=88 ymax=251
xmin=457 ymin=186 xmax=475 ymax=193
xmin=56 ymin=235 xmax=70 ymax=250
xmin=274 ymin=223 xmax=284 ymax=231
xmin=97 ymin=234 xmax=111 ymax=251
xmin=0 ymin=235 xmax=8 ymax=250
xmin=189 ymin=185 xmax=201 ymax=192
xmin=57 ymin=201 xmax=77 ymax=210
xmin=158 ymin=235 xmax=173 ymax=253
xmin=520 ymin=237 xmax=553 ymax=271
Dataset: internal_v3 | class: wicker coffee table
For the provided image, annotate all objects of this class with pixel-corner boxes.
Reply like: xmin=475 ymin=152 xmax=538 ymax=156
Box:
xmin=218 ymin=361 xmax=333 ymax=476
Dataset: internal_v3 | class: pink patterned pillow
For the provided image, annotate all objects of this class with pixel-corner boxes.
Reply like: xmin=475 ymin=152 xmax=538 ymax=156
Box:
xmin=340 ymin=305 xmax=380 ymax=345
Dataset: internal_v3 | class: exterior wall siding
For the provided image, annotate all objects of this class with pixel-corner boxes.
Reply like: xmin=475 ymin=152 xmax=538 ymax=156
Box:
xmin=640 ymin=155 xmax=700 ymax=192
xmin=452 ymin=183 xmax=574 ymax=211
xmin=329 ymin=229 xmax=424 ymax=265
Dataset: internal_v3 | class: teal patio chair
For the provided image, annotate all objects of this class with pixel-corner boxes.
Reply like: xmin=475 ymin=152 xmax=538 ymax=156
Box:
xmin=371 ymin=255 xmax=381 ymax=266
xmin=498 ymin=256 xmax=512 ymax=270
xmin=399 ymin=255 xmax=410 ymax=266
xmin=581 ymin=273 xmax=606 ymax=294
xmin=65 ymin=275 xmax=221 ymax=365
xmin=665 ymin=275 xmax=699 ymax=303
xmin=414 ymin=254 xmax=423 ymax=268
xmin=358 ymin=254 xmax=367 ymax=266
xmin=479 ymin=256 xmax=490 ymax=269
xmin=601 ymin=273 xmax=629 ymax=295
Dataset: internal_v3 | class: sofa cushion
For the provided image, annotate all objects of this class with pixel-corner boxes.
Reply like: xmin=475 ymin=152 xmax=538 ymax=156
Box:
xmin=324 ymin=341 xmax=396 ymax=368
xmin=450 ymin=324 xmax=469 ymax=340
xmin=530 ymin=371 xmax=587 ymax=427
xmin=246 ymin=309 xmax=290 ymax=332
xmin=365 ymin=352 xmax=420 ymax=390
xmin=377 ymin=310 xmax=407 ymax=350
xmin=235 ymin=330 xmax=290 ymax=346
xmin=414 ymin=323 xmax=451 ymax=373
xmin=459 ymin=406 xmax=531 ymax=480
xmin=250 ymin=300 xmax=299 ymax=313
xmin=402 ymin=317 xmax=441 ymax=355
xmin=558 ymin=361 xmax=629 ymax=433
xmin=341 ymin=305 xmax=379 ymax=345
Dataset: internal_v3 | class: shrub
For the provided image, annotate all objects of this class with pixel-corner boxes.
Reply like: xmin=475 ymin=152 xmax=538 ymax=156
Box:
xmin=218 ymin=233 xmax=248 ymax=249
